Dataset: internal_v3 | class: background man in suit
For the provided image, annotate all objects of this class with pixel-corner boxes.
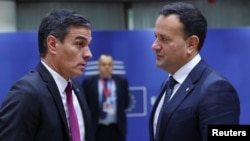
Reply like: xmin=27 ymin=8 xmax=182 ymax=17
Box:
xmin=0 ymin=9 xmax=94 ymax=141
xmin=82 ymin=54 xmax=129 ymax=141
xmin=149 ymin=2 xmax=240 ymax=141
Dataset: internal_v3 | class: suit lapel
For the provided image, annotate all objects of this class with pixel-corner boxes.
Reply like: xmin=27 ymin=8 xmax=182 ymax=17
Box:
xmin=71 ymin=80 xmax=93 ymax=141
xmin=36 ymin=62 xmax=71 ymax=140
xmin=149 ymin=80 xmax=168 ymax=140
xmin=72 ymin=80 xmax=90 ymax=121
xmin=150 ymin=80 xmax=168 ymax=117
xmin=47 ymin=81 xmax=71 ymax=134
xmin=157 ymin=60 xmax=208 ymax=140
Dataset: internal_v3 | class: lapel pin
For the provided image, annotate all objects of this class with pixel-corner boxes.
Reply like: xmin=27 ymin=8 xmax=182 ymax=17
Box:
xmin=186 ymin=87 xmax=189 ymax=92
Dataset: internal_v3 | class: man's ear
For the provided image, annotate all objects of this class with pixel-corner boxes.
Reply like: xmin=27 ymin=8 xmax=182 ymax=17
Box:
xmin=187 ymin=35 xmax=199 ymax=53
xmin=47 ymin=35 xmax=58 ymax=54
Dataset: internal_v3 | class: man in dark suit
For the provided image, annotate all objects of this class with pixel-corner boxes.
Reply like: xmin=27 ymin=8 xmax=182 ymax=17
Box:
xmin=149 ymin=2 xmax=240 ymax=141
xmin=0 ymin=9 xmax=95 ymax=141
xmin=82 ymin=54 xmax=129 ymax=141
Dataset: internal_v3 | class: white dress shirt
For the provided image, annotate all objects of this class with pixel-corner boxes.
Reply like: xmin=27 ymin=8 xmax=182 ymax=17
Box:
xmin=41 ymin=61 xmax=85 ymax=141
xmin=153 ymin=54 xmax=201 ymax=137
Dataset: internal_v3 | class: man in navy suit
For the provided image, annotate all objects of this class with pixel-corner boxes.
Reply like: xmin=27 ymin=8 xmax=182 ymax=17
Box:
xmin=82 ymin=54 xmax=129 ymax=141
xmin=0 ymin=9 xmax=95 ymax=141
xmin=149 ymin=2 xmax=240 ymax=141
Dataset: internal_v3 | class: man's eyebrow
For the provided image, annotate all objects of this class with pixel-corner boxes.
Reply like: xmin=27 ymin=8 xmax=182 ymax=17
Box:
xmin=75 ymin=36 xmax=88 ymax=41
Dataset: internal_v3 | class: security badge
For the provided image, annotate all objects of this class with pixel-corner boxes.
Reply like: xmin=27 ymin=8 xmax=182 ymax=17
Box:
xmin=103 ymin=98 xmax=115 ymax=115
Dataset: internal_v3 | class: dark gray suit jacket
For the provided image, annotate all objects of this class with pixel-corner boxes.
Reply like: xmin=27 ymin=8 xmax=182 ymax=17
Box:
xmin=149 ymin=59 xmax=240 ymax=141
xmin=0 ymin=62 xmax=94 ymax=141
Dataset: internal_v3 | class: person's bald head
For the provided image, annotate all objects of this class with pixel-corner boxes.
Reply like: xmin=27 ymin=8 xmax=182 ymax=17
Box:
xmin=98 ymin=54 xmax=113 ymax=77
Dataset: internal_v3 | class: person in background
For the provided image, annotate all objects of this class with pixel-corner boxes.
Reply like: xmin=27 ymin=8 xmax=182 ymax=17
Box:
xmin=0 ymin=9 xmax=95 ymax=141
xmin=82 ymin=54 xmax=129 ymax=141
xmin=149 ymin=2 xmax=240 ymax=141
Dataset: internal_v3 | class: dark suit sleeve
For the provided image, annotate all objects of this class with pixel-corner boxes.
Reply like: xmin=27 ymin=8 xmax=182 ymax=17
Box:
xmin=199 ymin=77 xmax=240 ymax=140
xmin=0 ymin=79 xmax=40 ymax=141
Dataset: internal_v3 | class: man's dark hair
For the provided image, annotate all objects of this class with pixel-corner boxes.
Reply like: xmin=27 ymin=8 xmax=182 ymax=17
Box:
xmin=160 ymin=2 xmax=207 ymax=51
xmin=38 ymin=9 xmax=91 ymax=57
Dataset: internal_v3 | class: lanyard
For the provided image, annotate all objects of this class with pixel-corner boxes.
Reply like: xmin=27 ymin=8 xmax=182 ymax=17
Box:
xmin=101 ymin=78 xmax=112 ymax=97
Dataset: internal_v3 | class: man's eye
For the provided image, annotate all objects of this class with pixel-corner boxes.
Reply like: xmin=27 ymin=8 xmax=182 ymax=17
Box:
xmin=161 ymin=37 xmax=167 ymax=41
xmin=161 ymin=37 xmax=165 ymax=40
xmin=76 ymin=42 xmax=84 ymax=48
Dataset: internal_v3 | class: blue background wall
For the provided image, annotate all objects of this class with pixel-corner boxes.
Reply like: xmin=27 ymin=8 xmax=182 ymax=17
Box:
xmin=0 ymin=28 xmax=249 ymax=140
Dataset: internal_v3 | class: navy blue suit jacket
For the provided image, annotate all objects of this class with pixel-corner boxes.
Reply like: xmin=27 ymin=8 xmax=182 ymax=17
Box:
xmin=82 ymin=74 xmax=129 ymax=137
xmin=149 ymin=59 xmax=240 ymax=141
xmin=0 ymin=62 xmax=94 ymax=141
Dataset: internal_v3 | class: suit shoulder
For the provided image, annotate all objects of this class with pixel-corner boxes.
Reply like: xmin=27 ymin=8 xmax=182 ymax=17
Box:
xmin=112 ymin=75 xmax=129 ymax=84
xmin=83 ymin=75 xmax=98 ymax=80
xmin=82 ymin=75 xmax=98 ymax=83
xmin=13 ymin=70 xmax=41 ymax=86
xmin=112 ymin=74 xmax=127 ymax=79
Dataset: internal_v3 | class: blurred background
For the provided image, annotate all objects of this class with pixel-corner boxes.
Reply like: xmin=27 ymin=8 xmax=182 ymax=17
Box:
xmin=0 ymin=0 xmax=250 ymax=32
xmin=1 ymin=0 xmax=250 ymax=140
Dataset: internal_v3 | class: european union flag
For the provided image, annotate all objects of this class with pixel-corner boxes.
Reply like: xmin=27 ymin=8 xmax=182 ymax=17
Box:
xmin=127 ymin=87 xmax=147 ymax=117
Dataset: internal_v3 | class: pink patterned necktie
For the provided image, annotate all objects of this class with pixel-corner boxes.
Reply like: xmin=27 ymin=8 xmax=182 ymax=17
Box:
xmin=65 ymin=82 xmax=81 ymax=141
